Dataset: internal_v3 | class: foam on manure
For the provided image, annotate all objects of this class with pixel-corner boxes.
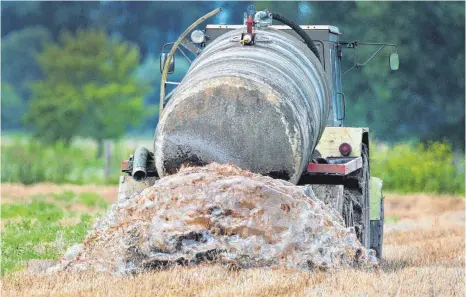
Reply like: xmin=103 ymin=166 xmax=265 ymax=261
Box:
xmin=50 ymin=163 xmax=377 ymax=274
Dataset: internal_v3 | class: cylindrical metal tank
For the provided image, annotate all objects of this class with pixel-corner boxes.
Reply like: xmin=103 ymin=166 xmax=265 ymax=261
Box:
xmin=155 ymin=27 xmax=331 ymax=184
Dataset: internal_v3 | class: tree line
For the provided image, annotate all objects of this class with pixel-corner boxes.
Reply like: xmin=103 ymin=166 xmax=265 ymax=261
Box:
xmin=1 ymin=1 xmax=464 ymax=151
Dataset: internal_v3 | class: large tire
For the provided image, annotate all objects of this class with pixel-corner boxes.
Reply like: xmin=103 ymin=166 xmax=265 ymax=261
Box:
xmin=370 ymin=195 xmax=384 ymax=258
xmin=342 ymin=144 xmax=370 ymax=249
xmin=361 ymin=144 xmax=371 ymax=249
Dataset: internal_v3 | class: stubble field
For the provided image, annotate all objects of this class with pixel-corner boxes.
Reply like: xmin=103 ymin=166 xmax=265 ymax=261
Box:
xmin=1 ymin=184 xmax=464 ymax=297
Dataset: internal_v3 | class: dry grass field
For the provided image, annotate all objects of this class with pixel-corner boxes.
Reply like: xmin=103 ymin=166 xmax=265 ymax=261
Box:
xmin=1 ymin=184 xmax=464 ymax=297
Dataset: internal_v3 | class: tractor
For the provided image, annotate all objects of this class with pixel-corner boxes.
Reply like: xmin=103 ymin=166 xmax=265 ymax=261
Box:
xmin=119 ymin=6 xmax=399 ymax=258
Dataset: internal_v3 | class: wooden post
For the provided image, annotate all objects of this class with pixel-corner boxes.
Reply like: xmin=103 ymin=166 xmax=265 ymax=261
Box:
xmin=104 ymin=140 xmax=112 ymax=182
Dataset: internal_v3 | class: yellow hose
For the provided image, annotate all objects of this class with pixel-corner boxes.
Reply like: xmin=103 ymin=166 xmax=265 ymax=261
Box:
xmin=159 ymin=8 xmax=222 ymax=116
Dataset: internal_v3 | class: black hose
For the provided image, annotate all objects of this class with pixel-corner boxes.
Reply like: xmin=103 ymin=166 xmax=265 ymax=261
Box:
xmin=270 ymin=12 xmax=321 ymax=62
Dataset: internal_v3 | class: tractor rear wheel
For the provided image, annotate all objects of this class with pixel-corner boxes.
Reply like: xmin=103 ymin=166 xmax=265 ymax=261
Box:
xmin=370 ymin=191 xmax=384 ymax=258
xmin=343 ymin=144 xmax=370 ymax=249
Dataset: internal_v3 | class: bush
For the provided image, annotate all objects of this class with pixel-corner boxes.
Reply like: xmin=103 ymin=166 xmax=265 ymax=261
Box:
xmin=371 ymin=142 xmax=465 ymax=195
xmin=1 ymin=137 xmax=133 ymax=185
xmin=2 ymin=136 xmax=464 ymax=195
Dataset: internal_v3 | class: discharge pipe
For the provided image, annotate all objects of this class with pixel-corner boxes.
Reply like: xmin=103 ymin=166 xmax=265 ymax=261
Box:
xmin=132 ymin=147 xmax=150 ymax=182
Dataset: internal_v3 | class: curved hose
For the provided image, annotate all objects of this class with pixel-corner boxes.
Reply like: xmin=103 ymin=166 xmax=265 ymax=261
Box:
xmin=270 ymin=12 xmax=321 ymax=62
xmin=159 ymin=7 xmax=222 ymax=115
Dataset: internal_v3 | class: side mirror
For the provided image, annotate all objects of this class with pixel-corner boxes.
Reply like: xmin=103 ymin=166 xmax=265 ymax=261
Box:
xmin=160 ymin=52 xmax=175 ymax=74
xmin=389 ymin=53 xmax=399 ymax=71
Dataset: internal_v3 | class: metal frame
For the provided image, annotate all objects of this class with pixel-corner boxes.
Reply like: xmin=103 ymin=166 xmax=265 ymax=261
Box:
xmin=339 ymin=41 xmax=398 ymax=75
xmin=162 ymin=42 xmax=193 ymax=63
xmin=160 ymin=42 xmax=193 ymax=88
xmin=307 ymin=156 xmax=362 ymax=175
xmin=205 ymin=24 xmax=341 ymax=34
xmin=160 ymin=8 xmax=222 ymax=115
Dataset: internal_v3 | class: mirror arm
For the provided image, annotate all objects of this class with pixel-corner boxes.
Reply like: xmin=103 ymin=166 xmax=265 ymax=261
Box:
xmin=181 ymin=39 xmax=202 ymax=55
xmin=177 ymin=46 xmax=192 ymax=63
xmin=342 ymin=64 xmax=356 ymax=76
xmin=165 ymin=81 xmax=182 ymax=85
xmin=358 ymin=45 xmax=386 ymax=67
xmin=339 ymin=41 xmax=397 ymax=49
xmin=342 ymin=46 xmax=357 ymax=76
xmin=340 ymin=41 xmax=398 ymax=75
xmin=162 ymin=42 xmax=193 ymax=64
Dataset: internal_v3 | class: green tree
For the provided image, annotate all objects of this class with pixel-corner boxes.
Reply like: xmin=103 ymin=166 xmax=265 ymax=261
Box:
xmin=1 ymin=26 xmax=51 ymax=101
xmin=260 ymin=1 xmax=465 ymax=150
xmin=1 ymin=83 xmax=26 ymax=130
xmin=307 ymin=2 xmax=465 ymax=150
xmin=25 ymin=29 xmax=151 ymax=155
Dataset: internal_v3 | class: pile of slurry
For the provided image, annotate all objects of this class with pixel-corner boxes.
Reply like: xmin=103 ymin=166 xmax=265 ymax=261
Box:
xmin=49 ymin=163 xmax=377 ymax=275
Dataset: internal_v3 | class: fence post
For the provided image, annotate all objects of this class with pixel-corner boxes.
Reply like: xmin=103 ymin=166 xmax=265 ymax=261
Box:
xmin=104 ymin=140 xmax=112 ymax=182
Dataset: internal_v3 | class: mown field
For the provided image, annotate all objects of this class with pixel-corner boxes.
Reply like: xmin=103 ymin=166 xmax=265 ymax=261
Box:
xmin=1 ymin=184 xmax=464 ymax=296
xmin=1 ymin=137 xmax=464 ymax=296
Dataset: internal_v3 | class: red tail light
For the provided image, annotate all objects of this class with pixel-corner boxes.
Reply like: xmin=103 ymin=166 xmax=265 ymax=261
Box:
xmin=339 ymin=143 xmax=352 ymax=156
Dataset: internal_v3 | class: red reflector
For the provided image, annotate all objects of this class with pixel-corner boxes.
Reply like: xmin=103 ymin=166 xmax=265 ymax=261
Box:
xmin=339 ymin=143 xmax=352 ymax=156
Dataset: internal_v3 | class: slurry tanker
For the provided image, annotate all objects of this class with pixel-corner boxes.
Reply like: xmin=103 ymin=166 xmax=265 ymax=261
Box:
xmin=119 ymin=6 xmax=400 ymax=258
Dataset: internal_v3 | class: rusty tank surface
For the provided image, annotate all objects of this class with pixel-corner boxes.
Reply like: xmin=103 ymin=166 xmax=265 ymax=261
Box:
xmin=154 ymin=27 xmax=331 ymax=184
